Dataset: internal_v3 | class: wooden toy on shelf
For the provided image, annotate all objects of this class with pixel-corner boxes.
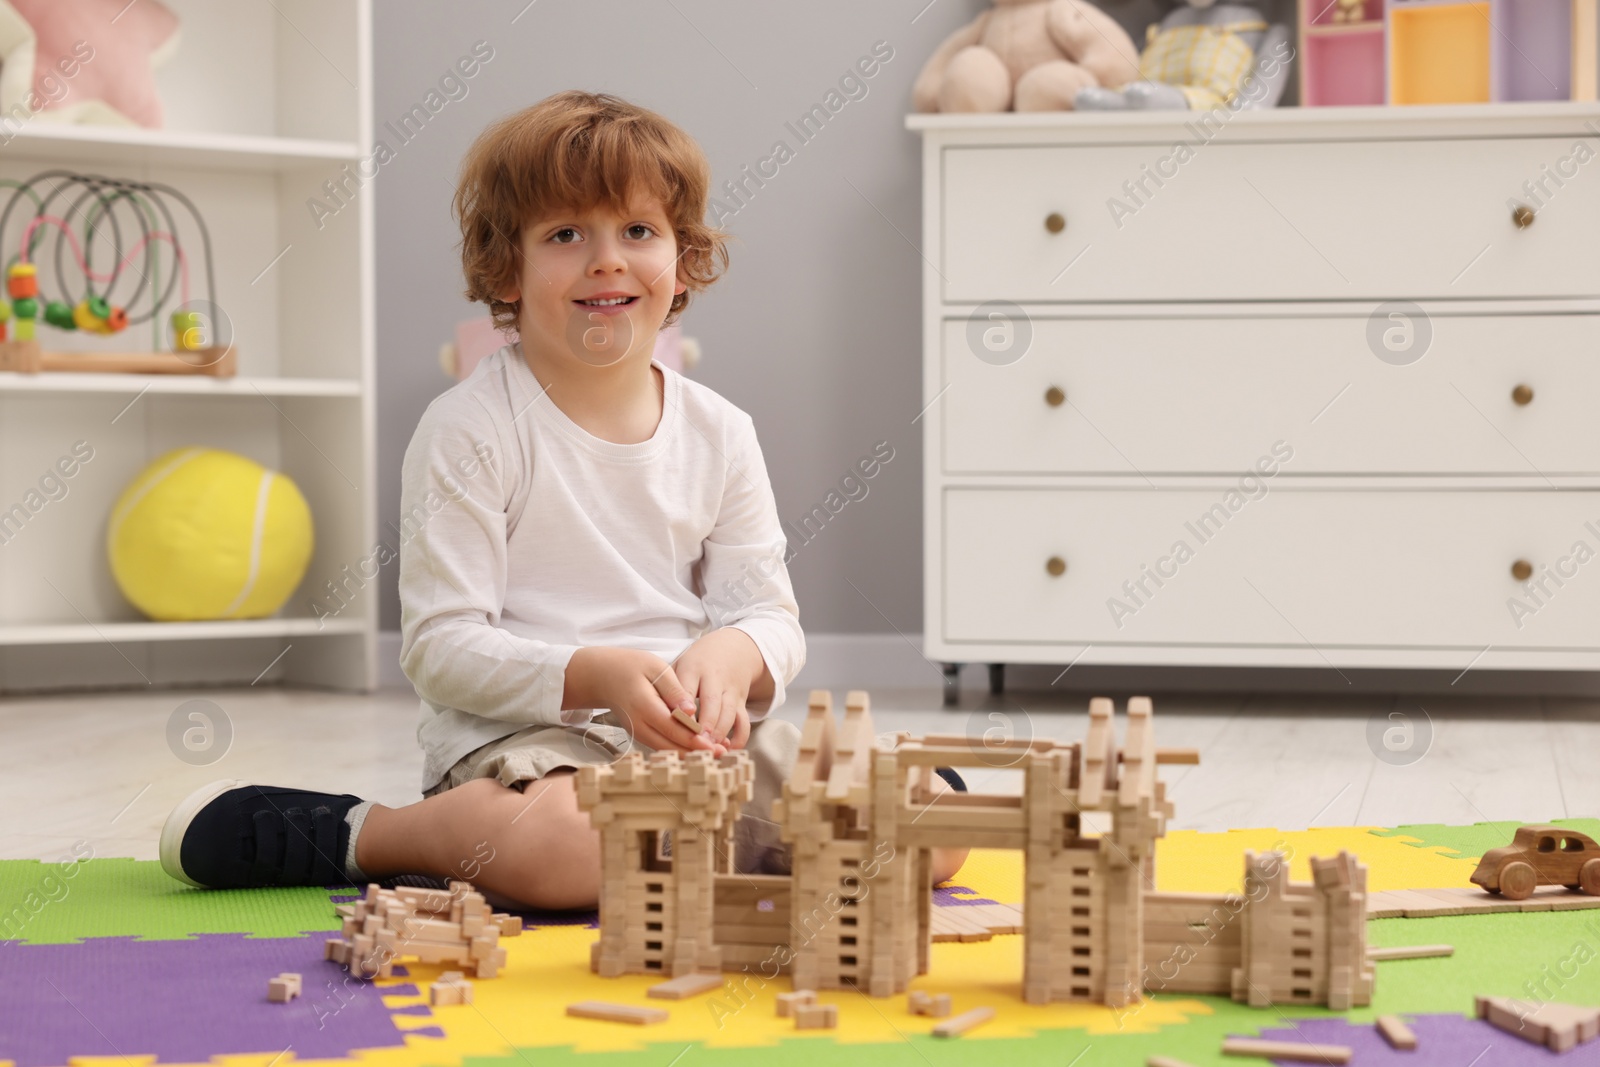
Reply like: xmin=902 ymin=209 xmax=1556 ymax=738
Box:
xmin=575 ymin=691 xmax=1375 ymax=1011
xmin=1469 ymin=825 xmax=1600 ymax=899
xmin=324 ymin=881 xmax=511 ymax=980
xmin=0 ymin=171 xmax=235 ymax=377
xmin=266 ymin=973 xmax=301 ymax=1003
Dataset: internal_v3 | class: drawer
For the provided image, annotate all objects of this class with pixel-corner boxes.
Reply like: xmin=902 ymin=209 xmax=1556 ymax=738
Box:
xmin=941 ymin=314 xmax=1600 ymax=475
xmin=943 ymin=488 xmax=1600 ymax=648
xmin=942 ymin=139 xmax=1600 ymax=303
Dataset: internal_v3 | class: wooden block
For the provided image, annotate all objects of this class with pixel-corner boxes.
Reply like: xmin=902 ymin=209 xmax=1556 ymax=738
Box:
xmin=1367 ymin=944 xmax=1452 ymax=961
xmin=794 ymin=1003 xmax=837 ymax=1029
xmin=1477 ymin=995 xmax=1600 ymax=1053
xmin=932 ymin=1006 xmax=995 ymax=1038
xmin=1148 ymin=1057 xmax=1202 ymax=1067
xmin=429 ymin=978 xmax=473 ymax=1006
xmin=1153 ymin=748 xmax=1200 ymax=765
xmin=776 ymin=990 xmax=817 ymax=1017
xmin=566 ymin=1000 xmax=669 ymax=1025
xmin=267 ymin=973 xmax=302 ymax=1003
xmin=671 ymin=706 xmax=701 ymax=732
xmin=495 ymin=913 xmax=522 ymax=936
xmin=647 ymin=972 xmax=724 ymax=1000
xmin=908 ymin=992 xmax=952 ymax=1018
xmin=1375 ymin=1015 xmax=1417 ymax=1050
xmin=1220 ymin=1037 xmax=1351 ymax=1063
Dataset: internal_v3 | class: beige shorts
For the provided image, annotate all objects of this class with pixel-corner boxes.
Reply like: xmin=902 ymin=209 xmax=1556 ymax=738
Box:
xmin=424 ymin=712 xmax=801 ymax=875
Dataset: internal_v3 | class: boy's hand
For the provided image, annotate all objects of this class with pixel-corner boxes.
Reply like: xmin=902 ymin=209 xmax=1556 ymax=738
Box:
xmin=566 ymin=646 xmax=719 ymax=755
xmin=671 ymin=628 xmax=765 ymax=751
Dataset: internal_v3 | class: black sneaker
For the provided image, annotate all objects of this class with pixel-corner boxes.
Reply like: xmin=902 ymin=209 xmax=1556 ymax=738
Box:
xmin=160 ymin=780 xmax=364 ymax=888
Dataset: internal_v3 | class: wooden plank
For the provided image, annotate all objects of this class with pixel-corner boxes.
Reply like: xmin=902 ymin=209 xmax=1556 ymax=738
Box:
xmin=932 ymin=1006 xmax=995 ymax=1037
xmin=1220 ymin=1037 xmax=1351 ymax=1063
xmin=1376 ymin=1015 xmax=1417 ymax=1050
xmin=1368 ymin=944 xmax=1453 ymax=961
xmin=566 ymin=1001 xmax=668 ymax=1025
xmin=1078 ymin=697 xmax=1114 ymax=808
xmin=647 ymin=973 xmax=725 ymax=1000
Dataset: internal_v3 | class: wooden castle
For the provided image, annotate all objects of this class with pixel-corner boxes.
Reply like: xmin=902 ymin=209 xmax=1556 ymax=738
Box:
xmin=575 ymin=690 xmax=1373 ymax=1010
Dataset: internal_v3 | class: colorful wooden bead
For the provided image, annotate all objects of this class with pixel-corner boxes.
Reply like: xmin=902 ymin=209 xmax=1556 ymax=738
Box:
xmin=43 ymin=301 xmax=75 ymax=329
xmin=12 ymin=297 xmax=37 ymax=320
xmin=7 ymin=262 xmax=37 ymax=299
xmin=171 ymin=309 xmax=206 ymax=351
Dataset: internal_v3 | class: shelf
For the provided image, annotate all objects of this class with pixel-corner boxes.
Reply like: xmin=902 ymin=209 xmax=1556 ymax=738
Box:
xmin=0 ymin=373 xmax=362 ymax=397
xmin=1306 ymin=21 xmax=1385 ymax=34
xmin=0 ymin=122 xmax=362 ymax=173
xmin=0 ymin=617 xmax=367 ymax=646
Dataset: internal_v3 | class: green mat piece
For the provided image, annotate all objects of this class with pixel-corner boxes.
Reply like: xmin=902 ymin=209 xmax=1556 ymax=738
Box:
xmin=1371 ymin=818 xmax=1600 ymax=861
xmin=0 ymin=857 xmax=351 ymax=945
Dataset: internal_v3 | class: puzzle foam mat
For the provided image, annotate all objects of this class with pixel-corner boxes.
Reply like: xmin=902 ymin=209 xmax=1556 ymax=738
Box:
xmin=5 ymin=820 xmax=1599 ymax=1066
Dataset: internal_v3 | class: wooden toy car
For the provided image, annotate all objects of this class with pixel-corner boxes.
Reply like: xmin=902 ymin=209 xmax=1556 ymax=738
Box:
xmin=1470 ymin=826 xmax=1600 ymax=899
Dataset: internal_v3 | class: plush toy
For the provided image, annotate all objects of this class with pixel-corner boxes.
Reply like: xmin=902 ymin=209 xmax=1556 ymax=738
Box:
xmin=109 ymin=448 xmax=313 ymax=622
xmin=912 ymin=0 xmax=1142 ymax=112
xmin=0 ymin=0 xmax=180 ymax=128
xmin=1075 ymin=0 xmax=1292 ymax=111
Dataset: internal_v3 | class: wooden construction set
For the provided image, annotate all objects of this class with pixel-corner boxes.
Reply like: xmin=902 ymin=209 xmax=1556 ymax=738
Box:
xmin=574 ymin=690 xmax=1374 ymax=1011
xmin=0 ymin=170 xmax=233 ymax=377
xmin=322 ymin=881 xmax=521 ymax=981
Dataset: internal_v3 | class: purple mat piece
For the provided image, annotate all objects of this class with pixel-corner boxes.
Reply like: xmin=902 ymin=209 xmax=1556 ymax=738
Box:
xmin=1256 ymin=1013 xmax=1578 ymax=1065
xmin=406 ymin=1026 xmax=447 ymax=1039
xmin=391 ymin=1004 xmax=433 ymax=1016
xmin=0 ymin=933 xmax=416 ymax=1067
xmin=330 ymin=894 xmax=361 ymax=904
xmin=390 ymin=964 xmax=410 ymax=977
xmin=385 ymin=983 xmax=420 ymax=997
xmin=932 ymin=883 xmax=999 ymax=907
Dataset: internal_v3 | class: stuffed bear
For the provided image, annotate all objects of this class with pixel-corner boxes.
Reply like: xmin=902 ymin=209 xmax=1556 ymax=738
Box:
xmin=912 ymin=0 xmax=1141 ymax=112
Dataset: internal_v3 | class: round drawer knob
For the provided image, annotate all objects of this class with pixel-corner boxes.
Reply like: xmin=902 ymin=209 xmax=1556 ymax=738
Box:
xmin=1512 ymin=204 xmax=1535 ymax=229
xmin=1511 ymin=383 xmax=1534 ymax=406
xmin=1044 ymin=212 xmax=1066 ymax=234
xmin=1045 ymin=385 xmax=1066 ymax=407
xmin=1511 ymin=559 xmax=1534 ymax=582
xmin=1045 ymin=556 xmax=1067 ymax=577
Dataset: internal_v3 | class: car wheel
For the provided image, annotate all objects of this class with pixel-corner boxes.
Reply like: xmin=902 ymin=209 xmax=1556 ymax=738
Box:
xmin=1500 ymin=861 xmax=1537 ymax=901
xmin=1581 ymin=859 xmax=1600 ymax=896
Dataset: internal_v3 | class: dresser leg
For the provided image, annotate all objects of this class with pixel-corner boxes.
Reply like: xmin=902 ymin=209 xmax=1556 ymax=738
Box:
xmin=942 ymin=663 xmax=961 ymax=707
xmin=988 ymin=663 xmax=1005 ymax=696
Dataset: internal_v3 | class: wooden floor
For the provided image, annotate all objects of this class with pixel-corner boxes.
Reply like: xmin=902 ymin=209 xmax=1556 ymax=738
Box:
xmin=2 ymin=684 xmax=1594 ymax=862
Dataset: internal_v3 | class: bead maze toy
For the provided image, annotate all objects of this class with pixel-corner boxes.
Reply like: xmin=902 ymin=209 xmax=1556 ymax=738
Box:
xmin=0 ymin=170 xmax=234 ymax=377
xmin=575 ymin=690 xmax=1376 ymax=1011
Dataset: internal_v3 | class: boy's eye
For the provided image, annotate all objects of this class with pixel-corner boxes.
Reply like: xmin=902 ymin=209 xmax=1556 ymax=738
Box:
xmin=626 ymin=224 xmax=653 ymax=239
xmin=551 ymin=227 xmax=579 ymax=243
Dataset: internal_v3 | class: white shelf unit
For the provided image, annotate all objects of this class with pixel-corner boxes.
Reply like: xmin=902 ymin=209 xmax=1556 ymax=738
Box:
xmin=0 ymin=0 xmax=375 ymax=692
xmin=909 ymin=102 xmax=1600 ymax=700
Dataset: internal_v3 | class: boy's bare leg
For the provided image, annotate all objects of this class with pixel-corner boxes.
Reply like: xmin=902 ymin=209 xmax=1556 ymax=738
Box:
xmin=356 ymin=768 xmax=971 ymax=911
xmin=354 ymin=771 xmax=601 ymax=910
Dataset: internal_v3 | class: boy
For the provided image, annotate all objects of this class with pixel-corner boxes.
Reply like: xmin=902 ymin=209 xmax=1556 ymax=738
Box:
xmin=158 ymin=91 xmax=967 ymax=908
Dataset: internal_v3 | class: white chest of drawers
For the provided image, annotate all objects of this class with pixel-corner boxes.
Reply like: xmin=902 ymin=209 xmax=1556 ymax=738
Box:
xmin=907 ymin=104 xmax=1600 ymax=701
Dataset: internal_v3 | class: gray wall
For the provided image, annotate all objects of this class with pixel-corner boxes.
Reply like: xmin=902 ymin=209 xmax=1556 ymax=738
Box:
xmin=372 ymin=0 xmax=1225 ymax=636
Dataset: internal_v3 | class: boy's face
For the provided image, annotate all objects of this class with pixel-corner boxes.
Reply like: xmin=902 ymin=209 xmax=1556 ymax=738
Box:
xmin=502 ymin=194 xmax=687 ymax=369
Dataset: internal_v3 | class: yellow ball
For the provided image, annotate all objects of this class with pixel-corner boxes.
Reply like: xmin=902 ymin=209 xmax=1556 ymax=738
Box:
xmin=107 ymin=448 xmax=314 ymax=621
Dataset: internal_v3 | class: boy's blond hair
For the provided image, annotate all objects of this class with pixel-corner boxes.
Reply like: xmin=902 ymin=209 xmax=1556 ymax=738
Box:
xmin=453 ymin=90 xmax=728 ymax=332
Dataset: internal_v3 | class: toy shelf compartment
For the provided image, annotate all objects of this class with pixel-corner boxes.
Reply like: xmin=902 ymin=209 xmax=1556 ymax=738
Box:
xmin=0 ymin=389 xmax=371 ymax=690
xmin=1300 ymin=0 xmax=1598 ymax=106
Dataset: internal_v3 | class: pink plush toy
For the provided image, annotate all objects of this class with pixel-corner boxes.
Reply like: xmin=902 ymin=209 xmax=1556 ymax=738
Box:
xmin=0 ymin=0 xmax=180 ymax=128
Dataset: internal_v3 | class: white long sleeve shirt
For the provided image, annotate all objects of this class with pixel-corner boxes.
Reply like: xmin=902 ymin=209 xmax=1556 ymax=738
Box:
xmin=398 ymin=342 xmax=806 ymax=790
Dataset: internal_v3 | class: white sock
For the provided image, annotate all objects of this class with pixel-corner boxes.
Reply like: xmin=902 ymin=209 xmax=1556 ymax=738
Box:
xmin=343 ymin=800 xmax=375 ymax=883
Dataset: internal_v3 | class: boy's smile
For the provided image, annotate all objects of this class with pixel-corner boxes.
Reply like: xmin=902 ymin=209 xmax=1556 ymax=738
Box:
xmin=503 ymin=195 xmax=687 ymax=369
